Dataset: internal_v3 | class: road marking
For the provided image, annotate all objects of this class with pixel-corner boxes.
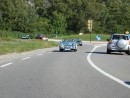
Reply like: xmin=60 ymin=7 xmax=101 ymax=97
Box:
xmin=87 ymin=46 xmax=130 ymax=89
xmin=0 ymin=62 xmax=13 ymax=68
xmin=37 ymin=54 xmax=43 ymax=56
xmin=21 ymin=57 xmax=31 ymax=60
xmin=48 ymin=52 xmax=52 ymax=54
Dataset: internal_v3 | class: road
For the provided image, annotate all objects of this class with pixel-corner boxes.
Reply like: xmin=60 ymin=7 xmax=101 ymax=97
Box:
xmin=0 ymin=43 xmax=130 ymax=98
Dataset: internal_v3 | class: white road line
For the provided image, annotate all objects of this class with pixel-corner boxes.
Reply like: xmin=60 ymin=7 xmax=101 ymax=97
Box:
xmin=21 ymin=57 xmax=31 ymax=60
xmin=37 ymin=54 xmax=43 ymax=56
xmin=87 ymin=46 xmax=130 ymax=89
xmin=0 ymin=62 xmax=13 ymax=68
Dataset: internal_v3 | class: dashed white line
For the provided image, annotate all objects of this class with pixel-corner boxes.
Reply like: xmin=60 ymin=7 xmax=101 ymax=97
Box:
xmin=87 ymin=46 xmax=130 ymax=89
xmin=0 ymin=62 xmax=13 ymax=68
xmin=37 ymin=54 xmax=43 ymax=56
xmin=21 ymin=57 xmax=31 ymax=60
xmin=48 ymin=52 xmax=52 ymax=54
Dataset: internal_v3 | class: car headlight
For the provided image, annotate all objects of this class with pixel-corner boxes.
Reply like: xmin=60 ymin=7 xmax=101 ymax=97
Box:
xmin=60 ymin=44 xmax=64 ymax=47
xmin=72 ymin=43 xmax=76 ymax=47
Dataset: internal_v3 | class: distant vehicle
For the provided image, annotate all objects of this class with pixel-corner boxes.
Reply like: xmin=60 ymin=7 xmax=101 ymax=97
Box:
xmin=36 ymin=34 xmax=48 ymax=40
xmin=74 ymin=38 xmax=82 ymax=46
xmin=107 ymin=34 xmax=130 ymax=55
xmin=128 ymin=34 xmax=130 ymax=39
xmin=59 ymin=39 xmax=77 ymax=52
xmin=21 ymin=34 xmax=30 ymax=39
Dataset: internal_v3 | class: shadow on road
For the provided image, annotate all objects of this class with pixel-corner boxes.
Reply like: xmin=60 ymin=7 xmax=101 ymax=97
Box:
xmin=86 ymin=52 xmax=106 ymax=54
xmin=52 ymin=50 xmax=74 ymax=52
xmin=124 ymin=81 xmax=130 ymax=86
xmin=52 ymin=50 xmax=125 ymax=55
xmin=85 ymin=51 xmax=124 ymax=55
xmin=52 ymin=50 xmax=61 ymax=52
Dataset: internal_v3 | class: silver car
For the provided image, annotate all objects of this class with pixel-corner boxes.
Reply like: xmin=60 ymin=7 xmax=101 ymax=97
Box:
xmin=107 ymin=34 xmax=130 ymax=55
xmin=59 ymin=39 xmax=77 ymax=52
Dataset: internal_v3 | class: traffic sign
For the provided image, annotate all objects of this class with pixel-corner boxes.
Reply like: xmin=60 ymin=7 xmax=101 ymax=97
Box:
xmin=88 ymin=20 xmax=93 ymax=32
xmin=96 ymin=35 xmax=101 ymax=41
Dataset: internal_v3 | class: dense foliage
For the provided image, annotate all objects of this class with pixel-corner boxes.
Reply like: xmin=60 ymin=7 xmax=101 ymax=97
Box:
xmin=0 ymin=0 xmax=130 ymax=35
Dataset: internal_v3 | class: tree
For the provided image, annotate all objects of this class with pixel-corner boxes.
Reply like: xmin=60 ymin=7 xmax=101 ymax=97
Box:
xmin=52 ymin=11 xmax=67 ymax=34
xmin=0 ymin=0 xmax=37 ymax=32
xmin=1 ymin=0 xmax=130 ymax=34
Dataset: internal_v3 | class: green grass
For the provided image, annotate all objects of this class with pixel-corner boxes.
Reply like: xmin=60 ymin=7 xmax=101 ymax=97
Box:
xmin=0 ymin=38 xmax=58 ymax=55
xmin=55 ymin=34 xmax=111 ymax=41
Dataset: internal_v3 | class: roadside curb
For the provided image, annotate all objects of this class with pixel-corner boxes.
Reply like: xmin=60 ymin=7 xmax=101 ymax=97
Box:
xmin=0 ymin=47 xmax=57 ymax=64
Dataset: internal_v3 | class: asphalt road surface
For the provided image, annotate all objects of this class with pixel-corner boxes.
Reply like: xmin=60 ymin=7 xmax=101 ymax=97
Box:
xmin=0 ymin=43 xmax=130 ymax=98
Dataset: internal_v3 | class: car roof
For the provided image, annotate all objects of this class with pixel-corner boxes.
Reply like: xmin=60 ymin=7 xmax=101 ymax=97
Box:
xmin=111 ymin=34 xmax=129 ymax=37
xmin=112 ymin=34 xmax=127 ymax=35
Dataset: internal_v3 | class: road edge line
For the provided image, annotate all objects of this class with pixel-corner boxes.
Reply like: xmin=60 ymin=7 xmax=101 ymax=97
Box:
xmin=87 ymin=46 xmax=130 ymax=89
xmin=0 ymin=62 xmax=13 ymax=68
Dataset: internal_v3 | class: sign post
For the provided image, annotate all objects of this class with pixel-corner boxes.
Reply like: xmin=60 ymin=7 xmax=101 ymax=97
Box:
xmin=88 ymin=19 xmax=93 ymax=43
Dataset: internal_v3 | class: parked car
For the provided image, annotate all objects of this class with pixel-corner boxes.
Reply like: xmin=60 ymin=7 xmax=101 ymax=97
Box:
xmin=59 ymin=39 xmax=77 ymax=52
xmin=107 ymin=34 xmax=130 ymax=55
xmin=21 ymin=34 xmax=30 ymax=39
xmin=36 ymin=34 xmax=48 ymax=40
xmin=74 ymin=38 xmax=82 ymax=46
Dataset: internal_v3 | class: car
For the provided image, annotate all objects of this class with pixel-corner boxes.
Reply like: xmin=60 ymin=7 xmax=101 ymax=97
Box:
xmin=74 ymin=38 xmax=82 ymax=46
xmin=107 ymin=34 xmax=130 ymax=55
xmin=36 ymin=34 xmax=48 ymax=40
xmin=21 ymin=34 xmax=30 ymax=39
xmin=128 ymin=34 xmax=130 ymax=39
xmin=59 ymin=39 xmax=77 ymax=52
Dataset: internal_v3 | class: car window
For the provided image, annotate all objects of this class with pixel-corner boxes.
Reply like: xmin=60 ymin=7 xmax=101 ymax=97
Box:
xmin=112 ymin=35 xmax=128 ymax=40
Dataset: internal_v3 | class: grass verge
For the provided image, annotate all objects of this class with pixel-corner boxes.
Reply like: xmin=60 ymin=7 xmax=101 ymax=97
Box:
xmin=0 ymin=33 xmax=110 ymax=55
xmin=0 ymin=38 xmax=58 ymax=55
xmin=55 ymin=34 xmax=110 ymax=41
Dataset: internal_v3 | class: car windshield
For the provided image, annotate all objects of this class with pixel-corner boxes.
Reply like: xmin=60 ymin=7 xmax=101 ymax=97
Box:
xmin=112 ymin=35 xmax=128 ymax=40
xmin=63 ymin=39 xmax=74 ymax=42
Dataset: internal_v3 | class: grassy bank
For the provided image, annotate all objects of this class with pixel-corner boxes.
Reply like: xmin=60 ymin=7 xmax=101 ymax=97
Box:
xmin=0 ymin=31 xmax=111 ymax=55
xmin=0 ymin=30 xmax=111 ymax=41
xmin=55 ymin=34 xmax=111 ymax=41
xmin=0 ymin=38 xmax=57 ymax=55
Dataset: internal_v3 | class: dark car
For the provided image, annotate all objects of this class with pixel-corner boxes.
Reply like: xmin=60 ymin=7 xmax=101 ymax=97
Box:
xmin=36 ymin=34 xmax=48 ymax=40
xmin=128 ymin=34 xmax=130 ymax=39
xmin=74 ymin=38 xmax=82 ymax=46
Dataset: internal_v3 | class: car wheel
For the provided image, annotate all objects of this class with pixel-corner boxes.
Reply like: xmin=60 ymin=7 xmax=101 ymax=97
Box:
xmin=73 ymin=49 xmax=77 ymax=52
xmin=60 ymin=49 xmax=63 ymax=52
xmin=107 ymin=49 xmax=111 ymax=54
xmin=127 ymin=48 xmax=130 ymax=55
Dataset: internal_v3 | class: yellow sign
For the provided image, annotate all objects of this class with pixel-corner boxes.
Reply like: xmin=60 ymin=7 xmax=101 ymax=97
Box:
xmin=125 ymin=31 xmax=129 ymax=34
xmin=88 ymin=20 xmax=93 ymax=32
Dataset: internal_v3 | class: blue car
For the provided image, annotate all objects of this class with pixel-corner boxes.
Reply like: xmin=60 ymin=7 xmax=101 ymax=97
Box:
xmin=59 ymin=39 xmax=77 ymax=52
xmin=128 ymin=34 xmax=130 ymax=39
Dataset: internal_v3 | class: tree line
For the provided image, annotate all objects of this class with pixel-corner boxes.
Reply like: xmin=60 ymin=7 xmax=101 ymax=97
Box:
xmin=0 ymin=0 xmax=130 ymax=35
